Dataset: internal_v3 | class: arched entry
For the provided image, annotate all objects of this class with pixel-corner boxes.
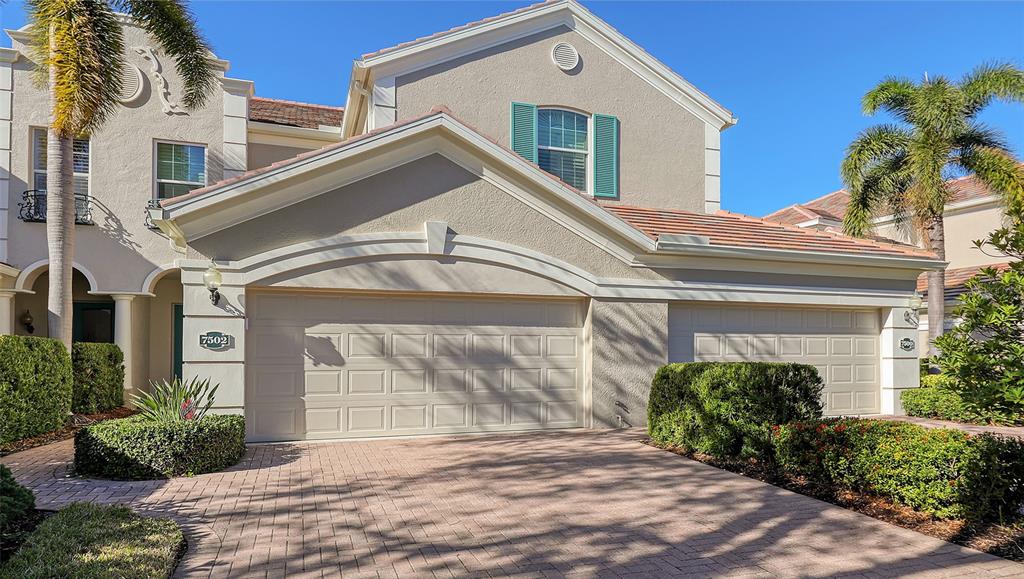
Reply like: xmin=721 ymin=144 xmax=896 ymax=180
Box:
xmin=12 ymin=264 xmax=111 ymax=340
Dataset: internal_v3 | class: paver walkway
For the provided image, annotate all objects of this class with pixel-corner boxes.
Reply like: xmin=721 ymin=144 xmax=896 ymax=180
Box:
xmin=877 ymin=415 xmax=1024 ymax=438
xmin=2 ymin=429 xmax=1020 ymax=578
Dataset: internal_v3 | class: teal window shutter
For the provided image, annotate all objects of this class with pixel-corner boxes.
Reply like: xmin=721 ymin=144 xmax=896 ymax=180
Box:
xmin=592 ymin=113 xmax=619 ymax=198
xmin=510 ymin=102 xmax=538 ymax=163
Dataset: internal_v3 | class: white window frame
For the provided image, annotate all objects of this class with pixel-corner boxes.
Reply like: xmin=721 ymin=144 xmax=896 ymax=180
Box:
xmin=31 ymin=126 xmax=91 ymax=197
xmin=536 ymin=107 xmax=593 ymax=194
xmin=153 ymin=139 xmax=208 ymax=200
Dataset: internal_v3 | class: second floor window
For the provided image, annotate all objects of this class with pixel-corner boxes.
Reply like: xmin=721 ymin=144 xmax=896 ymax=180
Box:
xmin=537 ymin=109 xmax=588 ymax=191
xmin=156 ymin=142 xmax=206 ymax=199
xmin=32 ymin=128 xmax=90 ymax=196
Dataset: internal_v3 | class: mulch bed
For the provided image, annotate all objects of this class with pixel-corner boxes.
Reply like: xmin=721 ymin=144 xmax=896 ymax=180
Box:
xmin=646 ymin=440 xmax=1024 ymax=563
xmin=0 ymin=407 xmax=136 ymax=457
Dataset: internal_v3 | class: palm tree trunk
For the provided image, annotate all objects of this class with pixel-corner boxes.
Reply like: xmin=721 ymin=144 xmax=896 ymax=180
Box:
xmin=925 ymin=214 xmax=946 ymax=359
xmin=46 ymin=29 xmax=75 ymax=350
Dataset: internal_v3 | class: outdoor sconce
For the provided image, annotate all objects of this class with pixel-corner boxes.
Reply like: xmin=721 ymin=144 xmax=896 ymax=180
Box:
xmin=203 ymin=263 xmax=223 ymax=306
xmin=20 ymin=309 xmax=34 ymax=334
xmin=905 ymin=295 xmax=923 ymax=326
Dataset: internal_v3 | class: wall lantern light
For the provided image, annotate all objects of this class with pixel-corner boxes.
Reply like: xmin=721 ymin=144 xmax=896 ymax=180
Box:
xmin=203 ymin=262 xmax=223 ymax=306
xmin=20 ymin=309 xmax=34 ymax=334
xmin=905 ymin=294 xmax=923 ymax=326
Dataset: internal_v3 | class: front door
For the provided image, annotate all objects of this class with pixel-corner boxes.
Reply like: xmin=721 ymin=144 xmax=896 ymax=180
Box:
xmin=173 ymin=304 xmax=184 ymax=380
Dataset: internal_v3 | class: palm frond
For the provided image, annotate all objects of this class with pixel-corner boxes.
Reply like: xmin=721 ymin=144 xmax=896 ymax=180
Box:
xmin=840 ymin=124 xmax=912 ymax=186
xmin=862 ymin=77 xmax=916 ymax=122
xmin=27 ymin=0 xmax=124 ymax=135
xmin=113 ymin=0 xmax=216 ymax=109
xmin=958 ymin=146 xmax=1024 ymax=213
xmin=842 ymin=152 xmax=912 ymax=237
xmin=952 ymin=122 xmax=1010 ymax=157
xmin=961 ymin=62 xmax=1024 ymax=117
xmin=911 ymin=76 xmax=967 ymax=138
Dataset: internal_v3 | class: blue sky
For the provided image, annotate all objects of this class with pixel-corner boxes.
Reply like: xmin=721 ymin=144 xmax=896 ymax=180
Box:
xmin=2 ymin=1 xmax=1022 ymax=216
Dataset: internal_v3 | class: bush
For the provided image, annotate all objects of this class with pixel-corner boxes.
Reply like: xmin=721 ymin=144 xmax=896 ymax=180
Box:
xmin=774 ymin=418 xmax=1024 ymax=522
xmin=0 ymin=336 xmax=73 ymax=445
xmin=71 ymin=343 xmax=125 ymax=414
xmin=648 ymin=362 xmax=824 ymax=460
xmin=901 ymin=375 xmax=979 ymax=423
xmin=74 ymin=414 xmax=245 ymax=479
xmin=0 ymin=465 xmax=35 ymax=535
xmin=0 ymin=502 xmax=183 ymax=579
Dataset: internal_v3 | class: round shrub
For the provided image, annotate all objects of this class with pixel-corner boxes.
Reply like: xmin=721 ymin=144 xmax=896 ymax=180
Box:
xmin=648 ymin=362 xmax=824 ymax=461
xmin=74 ymin=414 xmax=246 ymax=480
xmin=71 ymin=342 xmax=125 ymax=414
xmin=0 ymin=464 xmax=35 ymax=534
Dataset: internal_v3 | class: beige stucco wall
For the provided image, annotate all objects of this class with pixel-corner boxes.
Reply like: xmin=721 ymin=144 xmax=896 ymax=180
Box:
xmin=191 ymin=154 xmax=656 ymax=281
xmin=589 ymin=299 xmax=668 ymax=428
xmin=5 ymin=23 xmax=228 ymax=291
xmin=393 ymin=27 xmax=708 ymax=212
xmin=874 ymin=203 xmax=1008 ymax=270
xmin=247 ymin=142 xmax=312 ymax=170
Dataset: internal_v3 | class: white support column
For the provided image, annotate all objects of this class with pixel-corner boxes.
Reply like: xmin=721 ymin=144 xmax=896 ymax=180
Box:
xmin=880 ymin=306 xmax=921 ymax=415
xmin=0 ymin=290 xmax=14 ymax=335
xmin=112 ymin=295 xmax=135 ymax=392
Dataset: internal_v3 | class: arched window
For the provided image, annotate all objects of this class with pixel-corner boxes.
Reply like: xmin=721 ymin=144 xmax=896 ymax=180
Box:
xmin=537 ymin=108 xmax=589 ymax=191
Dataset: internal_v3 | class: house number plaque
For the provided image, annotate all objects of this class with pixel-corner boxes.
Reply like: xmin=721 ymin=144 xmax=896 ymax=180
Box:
xmin=899 ymin=337 xmax=915 ymax=352
xmin=199 ymin=331 xmax=233 ymax=352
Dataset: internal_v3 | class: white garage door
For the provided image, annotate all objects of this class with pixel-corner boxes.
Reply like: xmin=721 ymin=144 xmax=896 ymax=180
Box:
xmin=246 ymin=292 xmax=585 ymax=441
xmin=668 ymin=304 xmax=880 ymax=416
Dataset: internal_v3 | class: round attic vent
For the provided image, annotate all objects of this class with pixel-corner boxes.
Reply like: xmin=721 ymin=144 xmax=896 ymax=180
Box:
xmin=118 ymin=64 xmax=144 ymax=104
xmin=551 ymin=42 xmax=579 ymax=71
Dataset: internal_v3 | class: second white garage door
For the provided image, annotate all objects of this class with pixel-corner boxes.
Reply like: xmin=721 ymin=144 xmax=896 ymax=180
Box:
xmin=668 ymin=304 xmax=881 ymax=415
xmin=246 ymin=292 xmax=585 ymax=441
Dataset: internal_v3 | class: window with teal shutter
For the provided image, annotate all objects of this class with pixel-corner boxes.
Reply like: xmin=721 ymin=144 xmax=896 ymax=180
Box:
xmin=592 ymin=113 xmax=619 ymax=198
xmin=510 ymin=102 xmax=537 ymax=163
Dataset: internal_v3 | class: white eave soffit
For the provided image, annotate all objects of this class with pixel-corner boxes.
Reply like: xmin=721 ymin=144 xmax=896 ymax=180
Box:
xmin=356 ymin=0 xmax=737 ymax=130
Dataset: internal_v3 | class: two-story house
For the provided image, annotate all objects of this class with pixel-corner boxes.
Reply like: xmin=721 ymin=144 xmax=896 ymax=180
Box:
xmin=2 ymin=0 xmax=939 ymax=442
xmin=765 ymin=172 xmax=1016 ymax=347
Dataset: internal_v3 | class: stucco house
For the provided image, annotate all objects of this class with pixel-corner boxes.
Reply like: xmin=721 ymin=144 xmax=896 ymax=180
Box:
xmin=765 ymin=172 xmax=1016 ymax=347
xmin=1 ymin=0 xmax=937 ymax=442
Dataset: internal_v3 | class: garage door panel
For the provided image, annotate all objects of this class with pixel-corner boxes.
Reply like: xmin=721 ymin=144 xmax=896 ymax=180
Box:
xmin=670 ymin=304 xmax=880 ymax=416
xmin=247 ymin=293 xmax=584 ymax=441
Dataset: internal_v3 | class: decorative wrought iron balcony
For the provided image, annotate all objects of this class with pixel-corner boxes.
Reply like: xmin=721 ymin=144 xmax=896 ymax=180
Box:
xmin=17 ymin=190 xmax=94 ymax=225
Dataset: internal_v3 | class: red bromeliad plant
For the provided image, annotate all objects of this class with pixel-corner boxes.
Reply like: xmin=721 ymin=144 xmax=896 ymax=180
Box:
xmin=131 ymin=377 xmax=219 ymax=423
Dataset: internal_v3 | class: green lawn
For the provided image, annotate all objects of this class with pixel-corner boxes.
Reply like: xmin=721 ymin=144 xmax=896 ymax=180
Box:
xmin=0 ymin=503 xmax=184 ymax=579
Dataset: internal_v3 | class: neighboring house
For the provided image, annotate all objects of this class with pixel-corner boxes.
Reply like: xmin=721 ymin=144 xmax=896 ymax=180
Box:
xmin=1 ymin=0 xmax=936 ymax=442
xmin=765 ymin=173 xmax=1016 ymax=347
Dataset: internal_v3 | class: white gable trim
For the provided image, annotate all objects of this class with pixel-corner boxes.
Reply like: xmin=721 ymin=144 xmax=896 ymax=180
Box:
xmin=356 ymin=0 xmax=736 ymax=130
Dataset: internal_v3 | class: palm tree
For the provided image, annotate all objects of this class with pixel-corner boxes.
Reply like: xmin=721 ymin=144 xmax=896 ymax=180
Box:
xmin=26 ymin=0 xmax=216 ymax=347
xmin=841 ymin=63 xmax=1024 ymax=357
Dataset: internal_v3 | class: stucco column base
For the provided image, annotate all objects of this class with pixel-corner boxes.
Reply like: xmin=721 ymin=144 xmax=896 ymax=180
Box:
xmin=880 ymin=307 xmax=921 ymax=416
xmin=0 ymin=291 xmax=14 ymax=335
xmin=112 ymin=295 xmax=135 ymax=394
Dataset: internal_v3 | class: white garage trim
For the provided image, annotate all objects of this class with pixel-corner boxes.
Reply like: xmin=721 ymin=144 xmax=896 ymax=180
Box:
xmin=179 ymin=232 xmax=923 ymax=308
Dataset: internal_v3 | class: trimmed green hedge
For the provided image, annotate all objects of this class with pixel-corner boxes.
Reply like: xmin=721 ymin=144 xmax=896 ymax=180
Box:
xmin=774 ymin=418 xmax=1024 ymax=522
xmin=0 ymin=503 xmax=183 ymax=579
xmin=648 ymin=362 xmax=824 ymax=460
xmin=0 ymin=336 xmax=72 ymax=445
xmin=0 ymin=464 xmax=35 ymax=535
xmin=71 ymin=343 xmax=125 ymax=414
xmin=901 ymin=375 xmax=978 ymax=423
xmin=74 ymin=414 xmax=245 ymax=479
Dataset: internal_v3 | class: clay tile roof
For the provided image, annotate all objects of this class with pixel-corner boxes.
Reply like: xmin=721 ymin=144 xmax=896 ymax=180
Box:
xmin=916 ymin=262 xmax=1014 ymax=301
xmin=764 ymin=190 xmax=849 ymax=225
xmin=603 ymin=204 xmax=937 ymax=260
xmin=361 ymin=0 xmax=561 ymax=60
xmin=249 ymin=97 xmax=344 ymax=129
xmin=766 ymin=166 xmax=1023 ymax=227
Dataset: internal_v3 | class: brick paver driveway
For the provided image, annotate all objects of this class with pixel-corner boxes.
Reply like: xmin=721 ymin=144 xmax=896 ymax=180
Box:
xmin=2 ymin=430 xmax=1019 ymax=578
